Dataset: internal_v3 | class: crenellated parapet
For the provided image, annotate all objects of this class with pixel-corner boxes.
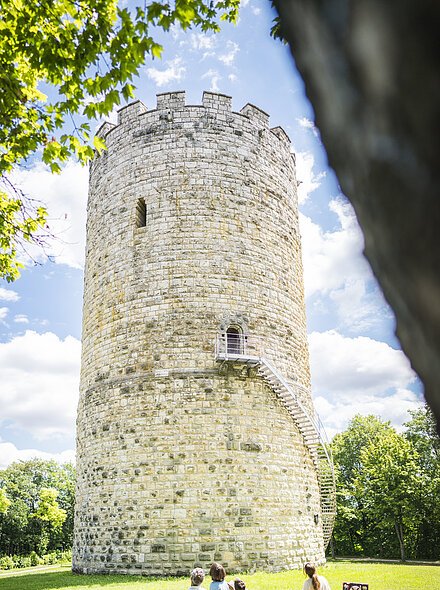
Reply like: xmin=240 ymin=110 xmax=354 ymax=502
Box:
xmin=95 ymin=91 xmax=292 ymax=149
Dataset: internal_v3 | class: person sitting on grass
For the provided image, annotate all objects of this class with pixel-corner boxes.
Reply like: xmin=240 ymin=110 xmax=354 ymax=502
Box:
xmin=209 ymin=562 xmax=230 ymax=590
xmin=302 ymin=562 xmax=331 ymax=590
xmin=189 ymin=567 xmax=207 ymax=590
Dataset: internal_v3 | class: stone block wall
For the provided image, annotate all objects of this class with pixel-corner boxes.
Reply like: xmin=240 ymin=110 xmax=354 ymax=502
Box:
xmin=73 ymin=91 xmax=324 ymax=575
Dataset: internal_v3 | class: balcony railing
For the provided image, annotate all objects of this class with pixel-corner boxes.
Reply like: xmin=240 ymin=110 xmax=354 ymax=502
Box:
xmin=215 ymin=332 xmax=264 ymax=363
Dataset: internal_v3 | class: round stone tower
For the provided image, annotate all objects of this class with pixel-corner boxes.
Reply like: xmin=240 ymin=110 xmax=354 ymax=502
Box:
xmin=73 ymin=91 xmax=334 ymax=575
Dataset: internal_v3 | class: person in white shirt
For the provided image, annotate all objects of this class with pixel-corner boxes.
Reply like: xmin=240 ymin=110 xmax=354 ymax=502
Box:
xmin=189 ymin=567 xmax=207 ymax=590
xmin=302 ymin=562 xmax=331 ymax=590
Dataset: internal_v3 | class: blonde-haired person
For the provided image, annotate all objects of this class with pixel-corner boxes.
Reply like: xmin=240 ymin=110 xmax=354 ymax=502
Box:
xmin=302 ymin=562 xmax=331 ymax=590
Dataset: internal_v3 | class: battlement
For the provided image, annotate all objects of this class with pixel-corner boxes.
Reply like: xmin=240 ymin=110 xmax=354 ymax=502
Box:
xmin=240 ymin=103 xmax=270 ymax=129
xmin=156 ymin=91 xmax=186 ymax=111
xmin=97 ymin=91 xmax=291 ymax=145
xmin=118 ymin=99 xmax=148 ymax=126
xmin=202 ymin=91 xmax=232 ymax=113
xmin=95 ymin=121 xmax=116 ymax=138
xmin=271 ymin=126 xmax=291 ymax=144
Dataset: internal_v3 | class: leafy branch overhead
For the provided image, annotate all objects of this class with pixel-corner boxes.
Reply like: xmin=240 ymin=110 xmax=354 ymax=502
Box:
xmin=0 ymin=0 xmax=239 ymax=174
xmin=0 ymin=0 xmax=240 ymax=280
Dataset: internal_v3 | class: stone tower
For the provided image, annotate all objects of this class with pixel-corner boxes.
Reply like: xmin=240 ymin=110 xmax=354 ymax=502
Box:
xmin=73 ymin=91 xmax=335 ymax=575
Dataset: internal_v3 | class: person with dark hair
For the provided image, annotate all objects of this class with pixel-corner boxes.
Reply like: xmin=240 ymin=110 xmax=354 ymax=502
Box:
xmin=209 ymin=562 xmax=230 ymax=590
xmin=189 ymin=567 xmax=207 ymax=590
xmin=302 ymin=562 xmax=331 ymax=590
xmin=234 ymin=579 xmax=246 ymax=590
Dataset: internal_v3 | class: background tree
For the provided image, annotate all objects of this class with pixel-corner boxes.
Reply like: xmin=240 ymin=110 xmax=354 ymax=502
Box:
xmin=356 ymin=428 xmax=420 ymax=561
xmin=331 ymin=410 xmax=440 ymax=560
xmin=31 ymin=488 xmax=67 ymax=555
xmin=331 ymin=414 xmax=393 ymax=556
xmin=0 ymin=459 xmax=75 ymax=556
xmin=0 ymin=489 xmax=10 ymax=515
xmin=403 ymin=405 xmax=440 ymax=559
xmin=0 ymin=0 xmax=240 ymax=281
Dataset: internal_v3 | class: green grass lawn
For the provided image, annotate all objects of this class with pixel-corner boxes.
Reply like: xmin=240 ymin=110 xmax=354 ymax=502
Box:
xmin=0 ymin=561 xmax=439 ymax=590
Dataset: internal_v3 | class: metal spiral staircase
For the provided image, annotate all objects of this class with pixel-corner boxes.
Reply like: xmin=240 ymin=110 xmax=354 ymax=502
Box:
xmin=215 ymin=333 xmax=336 ymax=549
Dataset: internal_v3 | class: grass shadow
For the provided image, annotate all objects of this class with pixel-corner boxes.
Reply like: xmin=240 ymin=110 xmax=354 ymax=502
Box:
xmin=0 ymin=570 xmax=148 ymax=590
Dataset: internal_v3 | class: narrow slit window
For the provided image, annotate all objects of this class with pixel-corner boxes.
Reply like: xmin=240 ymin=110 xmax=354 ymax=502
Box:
xmin=136 ymin=198 xmax=147 ymax=228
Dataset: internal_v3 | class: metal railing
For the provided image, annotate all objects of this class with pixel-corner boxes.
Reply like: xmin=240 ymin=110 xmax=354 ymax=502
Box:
xmin=258 ymin=357 xmax=336 ymax=547
xmin=214 ymin=332 xmax=337 ymax=548
xmin=215 ymin=332 xmax=279 ymax=363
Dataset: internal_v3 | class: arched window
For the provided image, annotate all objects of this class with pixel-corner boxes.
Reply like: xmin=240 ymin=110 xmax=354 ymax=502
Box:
xmin=226 ymin=326 xmax=243 ymax=355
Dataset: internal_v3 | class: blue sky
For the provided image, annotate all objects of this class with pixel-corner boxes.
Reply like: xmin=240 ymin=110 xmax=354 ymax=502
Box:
xmin=0 ymin=1 xmax=423 ymax=468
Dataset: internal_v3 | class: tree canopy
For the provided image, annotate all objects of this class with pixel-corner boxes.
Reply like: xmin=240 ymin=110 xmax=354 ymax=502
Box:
xmin=0 ymin=459 xmax=75 ymax=556
xmin=331 ymin=408 xmax=440 ymax=560
xmin=0 ymin=0 xmax=240 ymax=281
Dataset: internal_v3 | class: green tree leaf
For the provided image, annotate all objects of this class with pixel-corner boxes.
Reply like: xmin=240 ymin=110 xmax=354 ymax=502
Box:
xmin=93 ymin=135 xmax=107 ymax=154
xmin=0 ymin=488 xmax=11 ymax=514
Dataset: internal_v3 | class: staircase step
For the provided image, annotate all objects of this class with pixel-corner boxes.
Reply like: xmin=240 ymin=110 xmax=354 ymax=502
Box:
xmin=256 ymin=357 xmax=336 ymax=550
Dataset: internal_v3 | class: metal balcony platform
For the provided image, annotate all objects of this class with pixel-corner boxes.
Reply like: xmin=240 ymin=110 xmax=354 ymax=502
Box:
xmin=215 ymin=351 xmax=261 ymax=365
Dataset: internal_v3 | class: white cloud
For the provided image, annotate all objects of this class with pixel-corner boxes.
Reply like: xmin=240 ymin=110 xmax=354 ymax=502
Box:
xmin=298 ymin=117 xmax=314 ymax=129
xmin=329 ymin=277 xmax=390 ymax=333
xmin=11 ymin=161 xmax=88 ymax=269
xmin=180 ymin=32 xmax=216 ymax=60
xmin=0 ymin=307 xmax=8 ymax=322
xmin=190 ymin=32 xmax=216 ymax=51
xmin=202 ymin=69 xmax=221 ymax=92
xmin=218 ymin=41 xmax=239 ymax=67
xmin=315 ymin=388 xmax=422 ymax=440
xmin=309 ymin=330 xmax=416 ymax=394
xmin=0 ymin=288 xmax=19 ymax=302
xmin=228 ymin=73 xmax=238 ymax=83
xmin=0 ymin=330 xmax=80 ymax=441
xmin=13 ymin=314 xmax=29 ymax=324
xmin=297 ymin=116 xmax=320 ymax=138
xmin=252 ymin=6 xmax=262 ymax=15
xmin=295 ymin=151 xmax=325 ymax=204
xmin=309 ymin=330 xmax=421 ymax=436
xmin=300 ymin=197 xmax=392 ymax=333
xmin=170 ymin=23 xmax=182 ymax=41
xmin=146 ymin=56 xmax=186 ymax=87
xmin=0 ymin=441 xmax=75 ymax=470
xmin=300 ymin=198 xmax=369 ymax=298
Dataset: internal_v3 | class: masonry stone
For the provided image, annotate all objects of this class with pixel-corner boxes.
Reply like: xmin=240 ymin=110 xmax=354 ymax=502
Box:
xmin=73 ymin=91 xmax=326 ymax=575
